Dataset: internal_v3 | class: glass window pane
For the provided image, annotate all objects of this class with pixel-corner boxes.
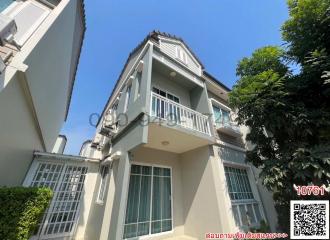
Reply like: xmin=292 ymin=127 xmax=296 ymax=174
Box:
xmin=224 ymin=166 xmax=254 ymax=200
xmin=232 ymin=205 xmax=240 ymax=226
xmin=212 ymin=105 xmax=221 ymax=124
xmin=137 ymin=222 xmax=149 ymax=237
xmin=253 ymin=203 xmax=262 ymax=223
xmin=138 ymin=176 xmax=151 ymax=222
xmin=239 ymin=205 xmax=248 ymax=226
xmin=162 ymin=220 xmax=172 ymax=232
xmin=131 ymin=165 xmax=140 ymax=174
xmin=247 ymin=204 xmax=256 ymax=224
xmin=163 ymin=168 xmax=171 ymax=177
xmin=162 ymin=177 xmax=172 ymax=219
xmin=153 ymin=167 xmax=162 ymax=176
xmin=222 ymin=110 xmax=230 ymax=124
xmin=123 ymin=224 xmax=137 ymax=239
xmin=142 ymin=166 xmax=151 ymax=175
xmin=152 ymin=176 xmax=161 ymax=221
xmin=124 ymin=165 xmax=172 ymax=238
xmin=151 ymin=221 xmax=161 ymax=234
xmin=125 ymin=175 xmax=140 ymax=224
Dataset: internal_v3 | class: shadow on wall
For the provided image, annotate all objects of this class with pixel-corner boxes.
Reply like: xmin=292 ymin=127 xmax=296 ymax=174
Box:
xmin=179 ymin=146 xmax=222 ymax=238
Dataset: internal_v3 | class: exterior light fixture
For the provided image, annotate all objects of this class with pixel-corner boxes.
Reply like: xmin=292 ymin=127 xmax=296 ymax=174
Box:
xmin=161 ymin=141 xmax=170 ymax=146
xmin=170 ymin=71 xmax=176 ymax=77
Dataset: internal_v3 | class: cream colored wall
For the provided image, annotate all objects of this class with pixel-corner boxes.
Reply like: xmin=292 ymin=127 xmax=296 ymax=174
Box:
xmin=75 ymin=161 xmax=100 ymax=239
xmin=180 ymin=146 xmax=232 ymax=239
xmin=97 ymin=146 xmax=185 ymax=240
xmin=240 ymin=124 xmax=278 ymax=231
xmin=0 ymin=74 xmax=43 ymax=186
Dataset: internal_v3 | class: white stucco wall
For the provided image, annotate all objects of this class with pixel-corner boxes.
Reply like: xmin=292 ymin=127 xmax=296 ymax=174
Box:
xmin=0 ymin=0 xmax=84 ymax=186
xmin=0 ymin=74 xmax=43 ymax=186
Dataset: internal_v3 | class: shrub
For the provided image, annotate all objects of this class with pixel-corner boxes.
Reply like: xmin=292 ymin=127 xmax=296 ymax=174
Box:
xmin=0 ymin=187 xmax=53 ymax=240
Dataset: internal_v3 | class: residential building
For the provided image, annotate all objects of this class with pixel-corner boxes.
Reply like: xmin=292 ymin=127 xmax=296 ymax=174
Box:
xmin=22 ymin=31 xmax=277 ymax=240
xmin=0 ymin=0 xmax=85 ymax=186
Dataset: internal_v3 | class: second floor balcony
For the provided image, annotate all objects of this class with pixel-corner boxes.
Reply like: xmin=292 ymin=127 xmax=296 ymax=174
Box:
xmin=150 ymin=92 xmax=211 ymax=136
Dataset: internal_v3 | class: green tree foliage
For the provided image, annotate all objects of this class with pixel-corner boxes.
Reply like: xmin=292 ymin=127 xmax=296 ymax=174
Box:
xmin=229 ymin=0 xmax=330 ymax=234
xmin=0 ymin=187 xmax=53 ymax=240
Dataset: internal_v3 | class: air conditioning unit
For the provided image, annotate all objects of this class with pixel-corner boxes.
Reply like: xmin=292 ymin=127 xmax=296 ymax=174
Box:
xmin=91 ymin=133 xmax=103 ymax=149
xmin=0 ymin=14 xmax=17 ymax=45
xmin=100 ymin=110 xmax=117 ymax=136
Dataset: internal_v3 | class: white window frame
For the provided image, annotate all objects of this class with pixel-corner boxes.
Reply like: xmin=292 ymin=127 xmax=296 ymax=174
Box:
xmin=5 ymin=0 xmax=50 ymax=46
xmin=223 ymin=161 xmax=266 ymax=228
xmin=123 ymin=162 xmax=174 ymax=240
xmin=210 ymin=98 xmax=231 ymax=125
xmin=152 ymin=87 xmax=180 ymax=104
xmin=96 ymin=165 xmax=110 ymax=204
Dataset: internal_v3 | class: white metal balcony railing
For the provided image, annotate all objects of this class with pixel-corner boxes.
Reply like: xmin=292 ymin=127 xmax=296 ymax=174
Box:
xmin=150 ymin=92 xmax=211 ymax=135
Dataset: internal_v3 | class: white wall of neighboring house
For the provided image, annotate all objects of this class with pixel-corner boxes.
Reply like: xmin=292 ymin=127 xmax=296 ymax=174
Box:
xmin=0 ymin=0 xmax=85 ymax=186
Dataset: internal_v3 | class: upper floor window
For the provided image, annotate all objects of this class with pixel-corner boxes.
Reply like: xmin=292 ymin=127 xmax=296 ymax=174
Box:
xmin=152 ymin=87 xmax=179 ymax=103
xmin=2 ymin=0 xmax=50 ymax=46
xmin=96 ymin=165 xmax=110 ymax=204
xmin=224 ymin=166 xmax=264 ymax=227
xmin=124 ymin=84 xmax=132 ymax=112
xmin=176 ymin=46 xmax=187 ymax=64
xmin=212 ymin=105 xmax=230 ymax=126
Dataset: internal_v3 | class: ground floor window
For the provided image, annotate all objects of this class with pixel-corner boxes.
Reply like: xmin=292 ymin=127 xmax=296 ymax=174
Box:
xmin=29 ymin=162 xmax=88 ymax=238
xmin=224 ymin=165 xmax=264 ymax=227
xmin=123 ymin=164 xmax=172 ymax=239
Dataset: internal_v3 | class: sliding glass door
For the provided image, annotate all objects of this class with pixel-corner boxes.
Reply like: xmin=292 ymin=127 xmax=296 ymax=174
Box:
xmin=123 ymin=164 xmax=172 ymax=239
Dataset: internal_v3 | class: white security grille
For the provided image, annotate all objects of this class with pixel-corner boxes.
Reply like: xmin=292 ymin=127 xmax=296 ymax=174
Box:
xmin=30 ymin=162 xmax=88 ymax=239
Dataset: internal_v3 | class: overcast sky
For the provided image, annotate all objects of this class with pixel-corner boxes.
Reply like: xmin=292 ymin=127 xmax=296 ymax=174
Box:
xmin=61 ymin=0 xmax=289 ymax=154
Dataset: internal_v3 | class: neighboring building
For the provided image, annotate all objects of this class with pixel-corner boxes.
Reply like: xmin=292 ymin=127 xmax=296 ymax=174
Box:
xmin=0 ymin=0 xmax=85 ymax=186
xmin=22 ymin=31 xmax=277 ymax=240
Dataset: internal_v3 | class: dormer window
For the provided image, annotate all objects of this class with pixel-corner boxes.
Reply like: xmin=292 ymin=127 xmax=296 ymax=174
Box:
xmin=176 ymin=46 xmax=187 ymax=64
